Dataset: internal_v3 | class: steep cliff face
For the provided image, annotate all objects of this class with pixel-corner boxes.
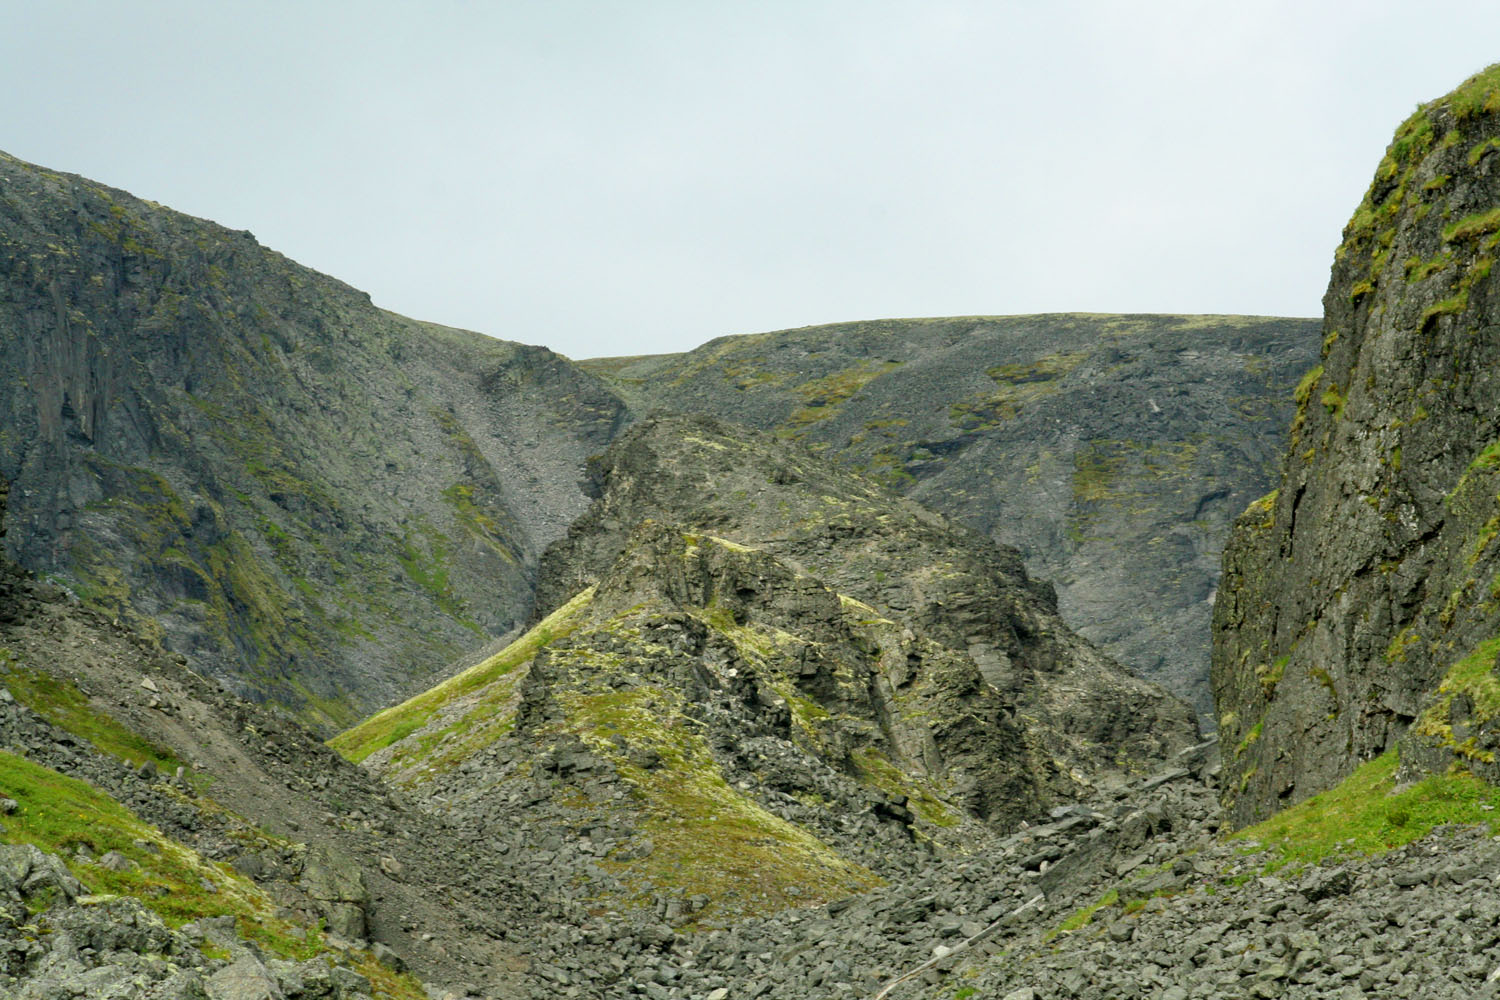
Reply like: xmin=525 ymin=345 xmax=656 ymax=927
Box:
xmin=1213 ymin=65 xmax=1500 ymax=825
xmin=535 ymin=416 xmax=1199 ymax=782
xmin=336 ymin=415 xmax=1197 ymax=923
xmin=584 ymin=314 xmax=1319 ymax=718
xmin=0 ymin=151 xmax=625 ymax=729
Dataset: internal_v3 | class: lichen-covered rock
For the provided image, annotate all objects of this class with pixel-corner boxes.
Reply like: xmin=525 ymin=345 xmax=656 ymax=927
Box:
xmin=584 ymin=314 xmax=1320 ymax=717
xmin=537 ymin=415 xmax=1199 ymax=787
xmin=0 ymin=150 xmax=625 ymax=731
xmin=299 ymin=845 xmax=370 ymax=941
xmin=1213 ymin=64 xmax=1500 ymax=825
xmin=345 ymin=415 xmax=1196 ymax=926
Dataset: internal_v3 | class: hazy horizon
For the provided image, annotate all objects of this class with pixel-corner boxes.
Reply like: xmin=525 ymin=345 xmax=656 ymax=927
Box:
xmin=5 ymin=2 xmax=1500 ymax=359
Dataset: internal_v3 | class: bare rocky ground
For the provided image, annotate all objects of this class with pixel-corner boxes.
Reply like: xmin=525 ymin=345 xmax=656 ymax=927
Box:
xmin=7 ymin=524 xmax=1500 ymax=999
xmin=0 ymin=557 xmax=539 ymax=997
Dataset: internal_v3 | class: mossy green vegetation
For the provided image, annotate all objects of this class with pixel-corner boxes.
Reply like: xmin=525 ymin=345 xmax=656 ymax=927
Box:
xmin=441 ymin=482 xmax=520 ymax=564
xmin=1070 ymin=443 xmax=1129 ymax=504
xmin=0 ymin=658 xmax=188 ymax=778
xmin=563 ymin=682 xmax=882 ymax=924
xmin=850 ymin=746 xmax=960 ymax=828
xmin=1232 ymin=749 xmax=1500 ymax=867
xmin=784 ymin=361 xmax=901 ymax=430
xmin=1288 ymin=365 xmax=1326 ymax=444
xmin=0 ymin=750 xmax=306 ymax=953
xmin=329 ymin=586 xmax=595 ymax=764
xmin=0 ymin=751 xmax=427 ymax=997
xmin=1234 ymin=720 xmax=1264 ymax=758
xmin=1413 ymin=637 xmax=1500 ymax=761
xmin=1245 ymin=490 xmax=1279 ymax=530
xmin=1047 ymin=888 xmax=1119 ymax=939
xmin=1319 ymin=383 xmax=1345 ymax=420
xmin=1385 ymin=627 xmax=1422 ymax=664
xmin=948 ymin=350 xmax=1087 ymax=431
xmin=1446 ymin=64 xmax=1500 ymax=120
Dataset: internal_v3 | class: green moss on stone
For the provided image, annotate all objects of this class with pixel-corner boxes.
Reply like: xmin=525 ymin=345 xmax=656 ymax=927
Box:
xmin=1233 ymin=749 xmax=1500 ymax=864
xmin=329 ymin=585 xmax=595 ymax=764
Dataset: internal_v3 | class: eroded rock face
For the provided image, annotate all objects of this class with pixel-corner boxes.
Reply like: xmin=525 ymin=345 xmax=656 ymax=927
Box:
xmin=538 ymin=415 xmax=1199 ymax=786
xmin=1213 ymin=64 xmax=1500 ymax=826
xmin=0 ymin=150 xmax=625 ymax=729
xmin=348 ymin=415 xmax=1195 ymax=925
xmin=583 ymin=314 xmax=1319 ymax=719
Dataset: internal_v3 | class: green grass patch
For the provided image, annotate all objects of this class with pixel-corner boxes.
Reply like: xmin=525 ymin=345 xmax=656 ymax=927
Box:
xmin=0 ymin=751 xmax=313 ymax=956
xmin=1443 ymin=208 xmax=1500 ymax=244
xmin=1420 ymin=290 xmax=1469 ymax=330
xmin=1448 ymin=64 xmax=1500 ymax=121
xmin=1415 ymin=638 xmax=1500 ymax=757
xmin=329 ymin=585 xmax=595 ymax=763
xmin=1232 ymin=749 xmax=1500 ymax=867
xmin=1 ymin=659 xmax=186 ymax=777
xmin=568 ymin=685 xmax=881 ymax=924
xmin=0 ymin=752 xmax=429 ymax=996
xmin=1047 ymin=888 xmax=1118 ymax=939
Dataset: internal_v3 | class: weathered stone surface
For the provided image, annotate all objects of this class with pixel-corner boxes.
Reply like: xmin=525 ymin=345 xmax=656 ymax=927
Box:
xmin=1213 ymin=64 xmax=1500 ymax=825
xmin=206 ymin=954 xmax=285 ymax=1000
xmin=0 ymin=149 xmax=625 ymax=731
xmin=353 ymin=414 xmax=1196 ymax=930
xmin=536 ymin=414 xmax=1199 ymax=793
xmin=584 ymin=314 xmax=1320 ymax=717
xmin=300 ymin=844 xmax=370 ymax=940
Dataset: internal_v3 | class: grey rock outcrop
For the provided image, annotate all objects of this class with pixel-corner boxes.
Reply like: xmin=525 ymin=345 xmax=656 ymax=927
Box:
xmin=0 ymin=149 xmax=625 ymax=729
xmin=584 ymin=313 xmax=1320 ymax=718
xmin=535 ymin=414 xmax=1200 ymax=795
xmin=1213 ymin=63 xmax=1500 ymax=824
xmin=348 ymin=414 xmax=1196 ymax=931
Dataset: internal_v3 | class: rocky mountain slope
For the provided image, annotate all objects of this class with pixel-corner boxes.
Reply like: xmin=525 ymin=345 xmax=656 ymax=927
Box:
xmin=333 ymin=415 xmax=1198 ymax=930
xmin=0 ymin=476 xmax=533 ymax=997
xmin=1212 ymin=63 xmax=1500 ymax=826
xmin=584 ymin=314 xmax=1319 ymax=717
xmin=12 ymin=524 xmax=1500 ymax=1000
xmin=0 ymin=149 xmax=625 ymax=730
xmin=0 ymin=145 xmax=1320 ymax=734
xmin=14 ymin=60 xmax=1500 ymax=993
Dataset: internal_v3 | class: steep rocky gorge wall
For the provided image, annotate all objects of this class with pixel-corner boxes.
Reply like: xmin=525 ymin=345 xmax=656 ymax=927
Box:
xmin=339 ymin=415 xmax=1196 ymax=928
xmin=1213 ymin=65 xmax=1500 ymax=825
xmin=533 ymin=415 xmax=1199 ymax=789
xmin=0 ymin=151 xmax=625 ymax=729
xmin=584 ymin=314 xmax=1320 ymax=718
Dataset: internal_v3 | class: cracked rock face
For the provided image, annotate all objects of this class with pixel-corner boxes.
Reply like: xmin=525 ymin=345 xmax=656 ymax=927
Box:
xmin=537 ymin=415 xmax=1200 ymax=795
xmin=583 ymin=313 xmax=1320 ymax=719
xmin=1213 ymin=64 xmax=1500 ymax=826
xmin=346 ymin=415 xmax=1196 ymax=928
xmin=0 ymin=150 xmax=625 ymax=730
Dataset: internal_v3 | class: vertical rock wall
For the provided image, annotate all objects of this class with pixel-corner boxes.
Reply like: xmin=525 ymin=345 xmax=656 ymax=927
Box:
xmin=1213 ymin=65 xmax=1500 ymax=825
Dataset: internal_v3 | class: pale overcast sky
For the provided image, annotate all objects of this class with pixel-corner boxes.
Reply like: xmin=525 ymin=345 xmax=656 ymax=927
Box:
xmin=4 ymin=2 xmax=1499 ymax=359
